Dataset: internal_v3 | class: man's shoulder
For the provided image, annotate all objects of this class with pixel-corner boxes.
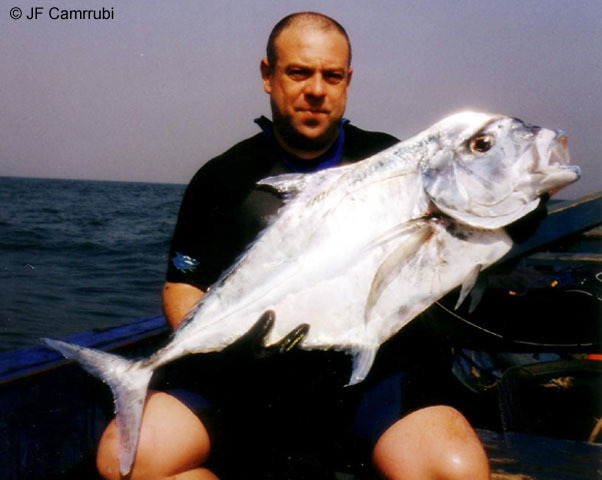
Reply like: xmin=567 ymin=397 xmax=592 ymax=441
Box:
xmin=189 ymin=133 xmax=275 ymax=187
xmin=343 ymin=123 xmax=400 ymax=161
xmin=202 ymin=133 xmax=272 ymax=172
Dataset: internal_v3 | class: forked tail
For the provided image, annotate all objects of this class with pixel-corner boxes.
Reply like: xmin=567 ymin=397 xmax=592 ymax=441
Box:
xmin=42 ymin=338 xmax=153 ymax=476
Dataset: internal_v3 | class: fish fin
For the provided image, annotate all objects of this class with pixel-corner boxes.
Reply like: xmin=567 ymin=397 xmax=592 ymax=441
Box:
xmin=257 ymin=173 xmax=307 ymax=198
xmin=454 ymin=264 xmax=482 ymax=310
xmin=365 ymin=224 xmax=433 ymax=324
xmin=258 ymin=168 xmax=344 ymax=201
xmin=468 ymin=274 xmax=487 ymax=313
xmin=347 ymin=345 xmax=378 ymax=385
xmin=42 ymin=338 xmax=153 ymax=476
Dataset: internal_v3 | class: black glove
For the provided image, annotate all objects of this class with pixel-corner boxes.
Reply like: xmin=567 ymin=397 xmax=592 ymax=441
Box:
xmin=225 ymin=310 xmax=309 ymax=359
xmin=506 ymin=194 xmax=549 ymax=243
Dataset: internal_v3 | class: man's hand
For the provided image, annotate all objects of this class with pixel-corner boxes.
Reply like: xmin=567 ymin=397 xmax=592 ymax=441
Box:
xmin=225 ymin=310 xmax=310 ymax=359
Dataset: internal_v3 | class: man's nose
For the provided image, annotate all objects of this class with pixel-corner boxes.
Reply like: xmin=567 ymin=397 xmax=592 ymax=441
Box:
xmin=304 ymin=74 xmax=326 ymax=98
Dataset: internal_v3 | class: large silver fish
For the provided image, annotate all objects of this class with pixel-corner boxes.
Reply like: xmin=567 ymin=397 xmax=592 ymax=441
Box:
xmin=43 ymin=112 xmax=579 ymax=474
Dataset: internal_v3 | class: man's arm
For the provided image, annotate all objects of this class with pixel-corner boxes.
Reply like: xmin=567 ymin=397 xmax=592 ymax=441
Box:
xmin=162 ymin=281 xmax=205 ymax=329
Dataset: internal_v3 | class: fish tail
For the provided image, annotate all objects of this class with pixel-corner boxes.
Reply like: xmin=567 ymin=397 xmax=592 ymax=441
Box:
xmin=42 ymin=338 xmax=153 ymax=476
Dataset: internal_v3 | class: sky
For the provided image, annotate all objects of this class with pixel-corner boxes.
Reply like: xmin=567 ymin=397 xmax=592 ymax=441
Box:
xmin=2 ymin=0 xmax=601 ymax=199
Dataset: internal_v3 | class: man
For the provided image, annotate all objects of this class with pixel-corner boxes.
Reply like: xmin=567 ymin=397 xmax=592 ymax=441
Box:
xmin=96 ymin=12 xmax=490 ymax=480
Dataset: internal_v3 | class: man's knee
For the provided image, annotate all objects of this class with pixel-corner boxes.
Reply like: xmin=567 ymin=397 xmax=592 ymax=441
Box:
xmin=372 ymin=405 xmax=490 ymax=480
xmin=96 ymin=391 xmax=211 ymax=480
xmin=97 ymin=419 xmax=121 ymax=480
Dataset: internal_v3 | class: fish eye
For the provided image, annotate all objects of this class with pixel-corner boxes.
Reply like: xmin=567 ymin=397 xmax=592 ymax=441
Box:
xmin=469 ymin=133 xmax=494 ymax=154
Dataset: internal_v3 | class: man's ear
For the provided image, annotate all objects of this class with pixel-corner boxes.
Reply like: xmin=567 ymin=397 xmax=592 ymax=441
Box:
xmin=260 ymin=58 xmax=273 ymax=94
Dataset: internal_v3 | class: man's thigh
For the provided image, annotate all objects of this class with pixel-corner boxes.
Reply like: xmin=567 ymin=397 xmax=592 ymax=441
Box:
xmin=97 ymin=391 xmax=211 ymax=479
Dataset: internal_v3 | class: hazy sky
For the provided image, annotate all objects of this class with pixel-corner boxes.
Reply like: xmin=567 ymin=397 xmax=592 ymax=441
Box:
xmin=2 ymin=0 xmax=601 ymax=199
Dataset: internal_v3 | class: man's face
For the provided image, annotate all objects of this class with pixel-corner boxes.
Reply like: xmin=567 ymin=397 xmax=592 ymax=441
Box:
xmin=261 ymin=27 xmax=352 ymax=156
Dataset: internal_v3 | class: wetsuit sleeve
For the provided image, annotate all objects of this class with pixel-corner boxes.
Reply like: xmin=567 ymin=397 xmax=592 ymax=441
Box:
xmin=165 ymin=134 xmax=278 ymax=291
xmin=166 ymin=160 xmax=240 ymax=291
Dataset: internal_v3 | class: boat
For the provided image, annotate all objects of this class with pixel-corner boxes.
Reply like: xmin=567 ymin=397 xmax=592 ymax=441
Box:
xmin=1 ymin=192 xmax=601 ymax=479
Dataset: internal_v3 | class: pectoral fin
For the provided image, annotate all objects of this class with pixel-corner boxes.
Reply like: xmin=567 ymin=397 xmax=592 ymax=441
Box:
xmin=365 ymin=224 xmax=433 ymax=324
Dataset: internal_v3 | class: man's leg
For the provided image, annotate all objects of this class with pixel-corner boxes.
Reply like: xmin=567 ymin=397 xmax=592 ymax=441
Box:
xmin=96 ymin=391 xmax=215 ymax=480
xmin=372 ymin=405 xmax=490 ymax=480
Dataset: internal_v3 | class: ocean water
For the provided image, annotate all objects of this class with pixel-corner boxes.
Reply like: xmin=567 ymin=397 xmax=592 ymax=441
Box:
xmin=0 ymin=177 xmax=186 ymax=354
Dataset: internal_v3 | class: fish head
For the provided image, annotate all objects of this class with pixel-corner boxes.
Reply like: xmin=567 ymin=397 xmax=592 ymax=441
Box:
xmin=420 ymin=112 xmax=580 ymax=229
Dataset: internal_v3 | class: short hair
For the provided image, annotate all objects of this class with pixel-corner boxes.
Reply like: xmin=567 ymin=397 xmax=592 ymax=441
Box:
xmin=266 ymin=12 xmax=352 ymax=67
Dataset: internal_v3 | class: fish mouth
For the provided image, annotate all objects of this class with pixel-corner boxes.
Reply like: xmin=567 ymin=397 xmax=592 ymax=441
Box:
xmin=549 ymin=131 xmax=570 ymax=168
xmin=533 ymin=129 xmax=580 ymax=196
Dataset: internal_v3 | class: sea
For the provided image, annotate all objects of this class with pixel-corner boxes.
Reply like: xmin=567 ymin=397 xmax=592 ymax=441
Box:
xmin=0 ymin=176 xmax=186 ymax=354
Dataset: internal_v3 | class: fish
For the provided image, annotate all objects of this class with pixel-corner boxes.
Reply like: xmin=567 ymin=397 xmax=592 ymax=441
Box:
xmin=43 ymin=111 xmax=580 ymax=474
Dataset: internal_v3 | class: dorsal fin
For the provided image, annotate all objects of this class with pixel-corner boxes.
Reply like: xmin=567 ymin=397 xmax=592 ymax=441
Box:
xmin=257 ymin=168 xmax=347 ymax=205
xmin=257 ymin=173 xmax=307 ymax=199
